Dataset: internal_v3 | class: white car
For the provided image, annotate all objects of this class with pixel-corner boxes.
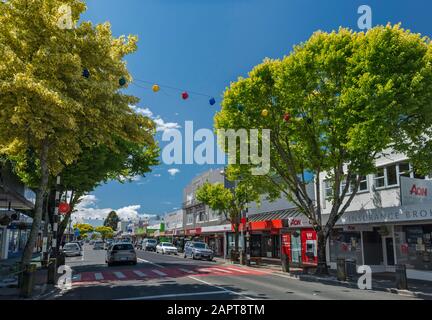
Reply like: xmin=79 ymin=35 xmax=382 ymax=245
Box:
xmin=156 ymin=242 xmax=178 ymax=255
xmin=62 ymin=242 xmax=82 ymax=257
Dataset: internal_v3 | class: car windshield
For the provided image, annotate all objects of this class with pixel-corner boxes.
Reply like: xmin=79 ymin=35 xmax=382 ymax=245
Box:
xmin=193 ymin=243 xmax=208 ymax=249
xmin=64 ymin=244 xmax=78 ymax=250
xmin=162 ymin=243 xmax=174 ymax=247
xmin=113 ymin=244 xmax=134 ymax=251
xmin=148 ymin=240 xmax=156 ymax=244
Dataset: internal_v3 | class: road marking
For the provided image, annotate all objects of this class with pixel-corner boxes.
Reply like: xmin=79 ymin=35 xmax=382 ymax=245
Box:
xmin=211 ymin=268 xmax=233 ymax=273
xmin=178 ymin=268 xmax=195 ymax=274
xmin=151 ymin=269 xmax=167 ymax=276
xmin=133 ymin=270 xmax=147 ymax=277
xmin=137 ymin=258 xmax=166 ymax=269
xmin=94 ymin=273 xmax=104 ymax=280
xmin=117 ymin=291 xmax=228 ymax=300
xmin=225 ymin=267 xmax=249 ymax=273
xmin=113 ymin=272 xmax=126 ymax=279
xmin=188 ymin=276 xmax=255 ymax=300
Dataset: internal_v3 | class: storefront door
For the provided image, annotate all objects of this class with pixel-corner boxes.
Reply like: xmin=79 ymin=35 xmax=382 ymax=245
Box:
xmin=291 ymin=232 xmax=301 ymax=264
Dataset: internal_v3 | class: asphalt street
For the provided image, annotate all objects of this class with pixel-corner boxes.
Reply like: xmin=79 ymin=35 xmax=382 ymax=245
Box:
xmin=49 ymin=244 xmax=418 ymax=300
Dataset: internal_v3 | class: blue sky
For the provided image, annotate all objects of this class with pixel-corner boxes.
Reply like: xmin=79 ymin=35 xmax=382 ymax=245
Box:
xmin=77 ymin=0 xmax=432 ymax=220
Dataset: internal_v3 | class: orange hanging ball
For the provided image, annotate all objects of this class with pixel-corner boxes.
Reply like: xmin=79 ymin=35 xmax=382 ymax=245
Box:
xmin=261 ymin=109 xmax=269 ymax=117
xmin=152 ymin=84 xmax=160 ymax=92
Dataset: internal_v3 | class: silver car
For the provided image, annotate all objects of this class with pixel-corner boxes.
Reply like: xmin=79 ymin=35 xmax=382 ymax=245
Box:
xmin=93 ymin=240 xmax=104 ymax=250
xmin=106 ymin=243 xmax=137 ymax=266
xmin=62 ymin=243 xmax=82 ymax=257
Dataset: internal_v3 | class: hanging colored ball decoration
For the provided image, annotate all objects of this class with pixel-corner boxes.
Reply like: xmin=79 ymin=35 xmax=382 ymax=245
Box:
xmin=119 ymin=77 xmax=127 ymax=87
xmin=261 ymin=109 xmax=269 ymax=117
xmin=152 ymin=84 xmax=160 ymax=92
xmin=209 ymin=97 xmax=216 ymax=106
xmin=182 ymin=91 xmax=189 ymax=100
xmin=82 ymin=69 xmax=90 ymax=78
xmin=283 ymin=113 xmax=291 ymax=122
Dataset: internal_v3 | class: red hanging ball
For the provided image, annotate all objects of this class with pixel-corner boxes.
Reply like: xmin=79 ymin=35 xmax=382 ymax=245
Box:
xmin=283 ymin=113 xmax=291 ymax=122
xmin=182 ymin=92 xmax=189 ymax=100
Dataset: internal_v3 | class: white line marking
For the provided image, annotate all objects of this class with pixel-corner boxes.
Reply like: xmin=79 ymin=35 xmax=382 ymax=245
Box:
xmin=225 ymin=267 xmax=249 ymax=273
xmin=211 ymin=268 xmax=233 ymax=273
xmin=94 ymin=273 xmax=104 ymax=280
xmin=137 ymin=258 xmax=166 ymax=269
xmin=117 ymin=291 xmax=228 ymax=300
xmin=188 ymin=276 xmax=255 ymax=300
xmin=178 ymin=268 xmax=195 ymax=274
xmin=113 ymin=272 xmax=126 ymax=279
xmin=133 ymin=270 xmax=147 ymax=277
xmin=151 ymin=269 xmax=167 ymax=276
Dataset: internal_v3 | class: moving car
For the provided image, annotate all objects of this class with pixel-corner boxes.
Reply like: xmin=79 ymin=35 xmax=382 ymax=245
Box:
xmin=93 ymin=240 xmax=104 ymax=250
xmin=106 ymin=243 xmax=137 ymax=266
xmin=62 ymin=242 xmax=82 ymax=257
xmin=135 ymin=240 xmax=144 ymax=250
xmin=143 ymin=239 xmax=157 ymax=252
xmin=104 ymin=239 xmax=113 ymax=249
xmin=156 ymin=242 xmax=178 ymax=255
xmin=184 ymin=241 xmax=214 ymax=261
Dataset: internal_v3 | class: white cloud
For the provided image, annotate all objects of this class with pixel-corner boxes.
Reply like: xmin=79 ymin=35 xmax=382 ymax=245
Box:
xmin=167 ymin=168 xmax=180 ymax=176
xmin=153 ymin=117 xmax=181 ymax=133
xmin=130 ymin=105 xmax=180 ymax=133
xmin=73 ymin=195 xmax=150 ymax=223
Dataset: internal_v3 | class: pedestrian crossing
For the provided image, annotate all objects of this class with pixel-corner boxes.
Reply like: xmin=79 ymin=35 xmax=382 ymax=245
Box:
xmin=72 ymin=265 xmax=269 ymax=285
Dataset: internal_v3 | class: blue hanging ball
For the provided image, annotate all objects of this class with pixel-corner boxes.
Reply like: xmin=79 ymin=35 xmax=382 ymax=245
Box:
xmin=82 ymin=69 xmax=90 ymax=78
xmin=209 ymin=97 xmax=216 ymax=106
xmin=119 ymin=77 xmax=127 ymax=87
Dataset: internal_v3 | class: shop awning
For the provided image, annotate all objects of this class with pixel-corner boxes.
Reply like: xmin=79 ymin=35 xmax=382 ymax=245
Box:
xmin=248 ymin=208 xmax=304 ymax=222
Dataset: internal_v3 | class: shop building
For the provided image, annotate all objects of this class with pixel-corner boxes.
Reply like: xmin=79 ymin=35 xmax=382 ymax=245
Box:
xmin=164 ymin=209 xmax=184 ymax=250
xmin=0 ymin=163 xmax=36 ymax=260
xmin=319 ymin=151 xmax=432 ymax=281
xmin=182 ymin=168 xmax=232 ymax=256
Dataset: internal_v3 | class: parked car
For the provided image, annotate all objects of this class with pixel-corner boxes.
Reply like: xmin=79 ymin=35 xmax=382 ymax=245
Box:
xmin=143 ymin=238 xmax=157 ymax=252
xmin=62 ymin=242 xmax=82 ymax=257
xmin=93 ymin=240 xmax=104 ymax=250
xmin=69 ymin=241 xmax=83 ymax=250
xmin=106 ymin=243 xmax=137 ymax=266
xmin=135 ymin=240 xmax=144 ymax=250
xmin=156 ymin=242 xmax=178 ymax=255
xmin=184 ymin=241 xmax=214 ymax=261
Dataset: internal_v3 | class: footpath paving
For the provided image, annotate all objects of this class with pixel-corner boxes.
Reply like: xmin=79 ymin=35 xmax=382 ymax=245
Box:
xmin=214 ymin=257 xmax=432 ymax=300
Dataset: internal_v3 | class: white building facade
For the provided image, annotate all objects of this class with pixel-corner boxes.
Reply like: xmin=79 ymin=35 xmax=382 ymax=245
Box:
xmin=319 ymin=151 xmax=432 ymax=280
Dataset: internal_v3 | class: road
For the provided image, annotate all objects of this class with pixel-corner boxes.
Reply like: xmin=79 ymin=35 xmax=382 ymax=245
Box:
xmin=49 ymin=244 xmax=417 ymax=300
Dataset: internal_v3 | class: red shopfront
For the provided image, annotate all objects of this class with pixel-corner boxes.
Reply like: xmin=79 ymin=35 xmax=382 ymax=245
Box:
xmin=242 ymin=210 xmax=318 ymax=267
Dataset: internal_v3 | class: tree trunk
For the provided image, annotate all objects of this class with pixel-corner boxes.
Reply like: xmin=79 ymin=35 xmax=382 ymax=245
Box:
xmin=234 ymin=223 xmax=239 ymax=253
xmin=21 ymin=142 xmax=49 ymax=267
xmin=315 ymin=231 xmax=329 ymax=275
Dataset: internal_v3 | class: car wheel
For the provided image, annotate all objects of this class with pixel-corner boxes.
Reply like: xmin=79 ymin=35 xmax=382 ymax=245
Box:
xmin=183 ymin=254 xmax=187 ymax=258
xmin=192 ymin=254 xmax=196 ymax=260
xmin=107 ymin=262 xmax=112 ymax=267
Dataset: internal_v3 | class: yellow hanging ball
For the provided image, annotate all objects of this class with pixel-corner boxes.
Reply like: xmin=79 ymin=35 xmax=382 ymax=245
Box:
xmin=152 ymin=84 xmax=160 ymax=92
xmin=261 ymin=109 xmax=269 ymax=117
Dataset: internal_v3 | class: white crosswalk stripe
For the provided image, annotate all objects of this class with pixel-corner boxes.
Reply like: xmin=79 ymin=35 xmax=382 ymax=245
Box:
xmin=94 ymin=273 xmax=104 ymax=280
xmin=133 ymin=270 xmax=147 ymax=277
xmin=151 ymin=269 xmax=167 ymax=276
xmin=178 ymin=268 xmax=195 ymax=274
xmin=225 ymin=267 xmax=249 ymax=273
xmin=211 ymin=268 xmax=233 ymax=273
xmin=113 ymin=272 xmax=126 ymax=279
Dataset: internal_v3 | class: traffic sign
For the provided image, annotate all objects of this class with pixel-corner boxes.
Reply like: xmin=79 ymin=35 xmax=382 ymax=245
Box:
xmin=74 ymin=228 xmax=80 ymax=237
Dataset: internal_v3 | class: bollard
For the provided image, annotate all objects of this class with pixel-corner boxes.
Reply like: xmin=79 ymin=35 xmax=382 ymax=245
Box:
xmin=337 ymin=258 xmax=347 ymax=281
xmin=47 ymin=258 xmax=57 ymax=285
xmin=19 ymin=264 xmax=37 ymax=298
xmin=281 ymin=253 xmax=290 ymax=273
xmin=395 ymin=264 xmax=408 ymax=290
xmin=56 ymin=252 xmax=66 ymax=268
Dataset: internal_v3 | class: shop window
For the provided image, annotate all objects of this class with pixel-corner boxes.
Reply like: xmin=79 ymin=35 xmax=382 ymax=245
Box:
xmin=329 ymin=229 xmax=362 ymax=264
xmin=399 ymin=162 xmax=411 ymax=177
xmin=341 ymin=175 xmax=368 ymax=194
xmin=394 ymin=225 xmax=432 ymax=271
xmin=186 ymin=214 xmax=193 ymax=225
xmin=324 ymin=180 xmax=333 ymax=198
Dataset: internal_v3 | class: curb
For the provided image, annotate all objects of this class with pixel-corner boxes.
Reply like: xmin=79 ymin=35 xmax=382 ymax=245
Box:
xmin=221 ymin=262 xmax=432 ymax=300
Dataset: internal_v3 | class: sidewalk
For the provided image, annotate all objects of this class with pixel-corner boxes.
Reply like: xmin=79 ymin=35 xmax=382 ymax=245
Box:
xmin=216 ymin=257 xmax=432 ymax=300
xmin=0 ymin=253 xmax=56 ymax=300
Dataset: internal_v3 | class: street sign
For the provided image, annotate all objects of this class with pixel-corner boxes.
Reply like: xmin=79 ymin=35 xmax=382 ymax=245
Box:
xmin=58 ymin=202 xmax=71 ymax=214
xmin=74 ymin=228 xmax=80 ymax=237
